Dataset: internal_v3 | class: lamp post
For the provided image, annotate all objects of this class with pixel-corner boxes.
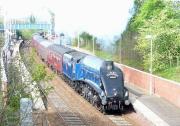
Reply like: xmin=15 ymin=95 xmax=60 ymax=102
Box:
xmin=145 ymin=35 xmax=153 ymax=95
xmin=78 ymin=31 xmax=80 ymax=48
xmin=92 ymin=35 xmax=95 ymax=54
xmin=60 ymin=33 xmax=64 ymax=45
xmin=120 ymin=41 xmax=121 ymax=64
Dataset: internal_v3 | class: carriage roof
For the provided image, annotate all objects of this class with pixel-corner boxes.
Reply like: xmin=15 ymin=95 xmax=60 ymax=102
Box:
xmin=48 ymin=44 xmax=74 ymax=55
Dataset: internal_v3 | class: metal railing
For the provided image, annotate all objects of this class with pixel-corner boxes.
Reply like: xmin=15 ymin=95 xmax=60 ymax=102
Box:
xmin=0 ymin=23 xmax=51 ymax=30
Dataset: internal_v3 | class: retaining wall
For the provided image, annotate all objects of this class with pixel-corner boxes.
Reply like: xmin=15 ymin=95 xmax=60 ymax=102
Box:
xmin=117 ymin=64 xmax=180 ymax=108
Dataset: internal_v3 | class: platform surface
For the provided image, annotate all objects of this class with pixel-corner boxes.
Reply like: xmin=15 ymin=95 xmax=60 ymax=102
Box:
xmin=126 ymin=84 xmax=180 ymax=126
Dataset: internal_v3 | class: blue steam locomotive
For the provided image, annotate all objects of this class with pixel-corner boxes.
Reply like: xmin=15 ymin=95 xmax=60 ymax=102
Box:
xmin=32 ymin=33 xmax=130 ymax=112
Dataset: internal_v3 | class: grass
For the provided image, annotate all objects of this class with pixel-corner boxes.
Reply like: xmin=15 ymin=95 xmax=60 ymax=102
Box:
xmin=121 ymin=59 xmax=144 ymax=70
xmin=155 ymin=66 xmax=180 ymax=82
xmin=0 ymin=92 xmax=2 ymax=110
xmin=83 ymin=44 xmax=93 ymax=52
xmin=81 ymin=45 xmax=114 ymax=60
xmin=95 ymin=50 xmax=114 ymax=60
xmin=0 ymin=93 xmax=20 ymax=126
xmin=1 ymin=106 xmax=20 ymax=126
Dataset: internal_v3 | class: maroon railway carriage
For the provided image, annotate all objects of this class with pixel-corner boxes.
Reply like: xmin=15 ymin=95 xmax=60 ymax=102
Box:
xmin=32 ymin=35 xmax=74 ymax=74
xmin=32 ymin=35 xmax=53 ymax=63
xmin=47 ymin=44 xmax=74 ymax=74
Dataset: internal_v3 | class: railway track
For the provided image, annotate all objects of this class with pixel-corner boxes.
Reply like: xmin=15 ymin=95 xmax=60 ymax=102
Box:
xmin=59 ymin=76 xmax=134 ymax=126
xmin=50 ymin=76 xmax=133 ymax=126
xmin=107 ymin=115 xmax=132 ymax=126
xmin=49 ymin=92 xmax=133 ymax=126
xmin=48 ymin=91 xmax=87 ymax=126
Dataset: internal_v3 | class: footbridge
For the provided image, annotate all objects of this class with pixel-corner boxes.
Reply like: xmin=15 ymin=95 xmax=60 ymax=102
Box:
xmin=0 ymin=23 xmax=51 ymax=31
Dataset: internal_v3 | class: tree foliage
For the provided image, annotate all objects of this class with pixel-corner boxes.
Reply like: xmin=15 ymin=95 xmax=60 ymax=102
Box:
xmin=26 ymin=48 xmax=54 ymax=83
xmin=135 ymin=0 xmax=180 ymax=71
xmin=79 ymin=31 xmax=93 ymax=47
xmin=0 ymin=14 xmax=3 ymax=24
xmin=22 ymin=47 xmax=54 ymax=93
xmin=0 ymin=36 xmax=4 ymax=48
xmin=116 ymin=0 xmax=180 ymax=73
xmin=130 ymin=0 xmax=165 ymax=31
xmin=0 ymin=57 xmax=31 ymax=125
xmin=17 ymin=29 xmax=37 ymax=40
xmin=72 ymin=31 xmax=100 ymax=50
xmin=7 ymin=60 xmax=23 ymax=111
xmin=29 ymin=14 xmax=36 ymax=24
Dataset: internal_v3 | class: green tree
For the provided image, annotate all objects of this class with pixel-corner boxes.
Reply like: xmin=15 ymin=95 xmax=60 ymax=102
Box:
xmin=29 ymin=14 xmax=36 ymax=24
xmin=113 ymin=0 xmax=180 ymax=81
xmin=79 ymin=32 xmax=93 ymax=47
xmin=135 ymin=1 xmax=180 ymax=71
xmin=130 ymin=0 xmax=165 ymax=31
xmin=72 ymin=31 xmax=98 ymax=50
xmin=17 ymin=29 xmax=37 ymax=40
xmin=22 ymin=48 xmax=54 ymax=95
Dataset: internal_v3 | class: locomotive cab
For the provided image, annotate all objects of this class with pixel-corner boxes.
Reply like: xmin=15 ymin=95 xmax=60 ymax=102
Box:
xmin=63 ymin=51 xmax=87 ymax=80
xmin=100 ymin=61 xmax=130 ymax=110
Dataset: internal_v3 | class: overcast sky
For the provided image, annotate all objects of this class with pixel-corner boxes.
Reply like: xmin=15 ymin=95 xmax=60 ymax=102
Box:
xmin=1 ymin=0 xmax=134 ymax=39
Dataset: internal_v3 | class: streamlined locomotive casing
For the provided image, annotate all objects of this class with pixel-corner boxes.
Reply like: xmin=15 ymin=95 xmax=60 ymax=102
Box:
xmin=100 ymin=61 xmax=129 ymax=108
xmin=77 ymin=55 xmax=129 ymax=110
xmin=76 ymin=55 xmax=102 ymax=90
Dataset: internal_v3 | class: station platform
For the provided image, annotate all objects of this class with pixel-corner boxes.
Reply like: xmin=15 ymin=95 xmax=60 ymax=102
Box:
xmin=126 ymin=83 xmax=180 ymax=126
